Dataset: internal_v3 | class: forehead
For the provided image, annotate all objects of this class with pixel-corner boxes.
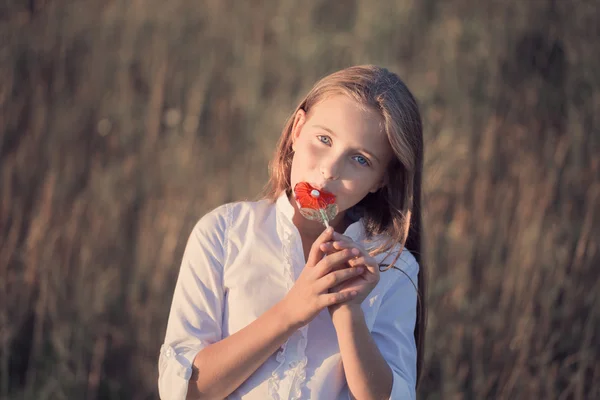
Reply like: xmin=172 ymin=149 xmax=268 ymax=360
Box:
xmin=308 ymin=95 xmax=381 ymax=132
xmin=306 ymin=95 xmax=389 ymax=153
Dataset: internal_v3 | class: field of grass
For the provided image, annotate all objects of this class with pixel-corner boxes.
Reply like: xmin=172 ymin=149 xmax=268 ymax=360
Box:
xmin=1 ymin=0 xmax=599 ymax=398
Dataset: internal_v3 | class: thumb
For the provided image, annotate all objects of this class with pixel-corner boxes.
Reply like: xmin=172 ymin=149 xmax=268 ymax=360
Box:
xmin=306 ymin=226 xmax=334 ymax=267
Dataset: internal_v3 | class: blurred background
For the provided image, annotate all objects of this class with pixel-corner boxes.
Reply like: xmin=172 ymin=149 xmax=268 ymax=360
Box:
xmin=1 ymin=0 xmax=599 ymax=399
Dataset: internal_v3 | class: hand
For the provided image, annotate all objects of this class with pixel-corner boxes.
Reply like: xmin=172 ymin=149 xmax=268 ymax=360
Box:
xmin=319 ymin=232 xmax=380 ymax=315
xmin=280 ymin=227 xmax=366 ymax=329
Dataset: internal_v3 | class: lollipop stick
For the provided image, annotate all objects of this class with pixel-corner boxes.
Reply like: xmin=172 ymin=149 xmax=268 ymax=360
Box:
xmin=319 ymin=209 xmax=329 ymax=228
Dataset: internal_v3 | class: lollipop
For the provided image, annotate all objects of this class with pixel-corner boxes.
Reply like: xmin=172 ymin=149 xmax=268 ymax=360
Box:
xmin=293 ymin=182 xmax=339 ymax=228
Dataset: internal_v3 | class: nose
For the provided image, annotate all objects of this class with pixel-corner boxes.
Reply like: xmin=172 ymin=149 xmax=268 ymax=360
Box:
xmin=320 ymin=156 xmax=342 ymax=181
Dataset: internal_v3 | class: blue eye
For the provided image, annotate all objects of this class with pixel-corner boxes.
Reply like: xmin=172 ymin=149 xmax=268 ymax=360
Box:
xmin=353 ymin=155 xmax=370 ymax=166
xmin=317 ymin=135 xmax=331 ymax=145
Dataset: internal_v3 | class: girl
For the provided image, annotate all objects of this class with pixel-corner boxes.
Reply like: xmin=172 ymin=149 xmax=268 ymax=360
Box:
xmin=158 ymin=65 xmax=426 ymax=400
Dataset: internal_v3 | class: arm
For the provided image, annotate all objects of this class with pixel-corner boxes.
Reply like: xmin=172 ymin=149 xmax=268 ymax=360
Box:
xmin=159 ymin=207 xmax=295 ymax=400
xmin=186 ymin=301 xmax=297 ymax=399
xmin=331 ymin=254 xmax=419 ymax=400
xmin=324 ymin=234 xmax=419 ymax=399
xmin=332 ymin=306 xmax=394 ymax=400
xmin=158 ymin=206 xmax=230 ymax=400
xmin=368 ymin=258 xmax=419 ymax=400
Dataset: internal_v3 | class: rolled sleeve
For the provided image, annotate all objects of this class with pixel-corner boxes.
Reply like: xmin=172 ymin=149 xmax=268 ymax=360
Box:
xmin=371 ymin=253 xmax=419 ymax=400
xmin=158 ymin=205 xmax=228 ymax=400
xmin=158 ymin=344 xmax=204 ymax=399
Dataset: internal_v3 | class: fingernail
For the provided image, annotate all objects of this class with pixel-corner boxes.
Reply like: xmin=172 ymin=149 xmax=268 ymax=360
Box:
xmin=351 ymin=248 xmax=360 ymax=256
xmin=356 ymin=267 xmax=364 ymax=273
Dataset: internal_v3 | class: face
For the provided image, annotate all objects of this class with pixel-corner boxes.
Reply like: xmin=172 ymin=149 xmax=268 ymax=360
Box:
xmin=290 ymin=94 xmax=393 ymax=216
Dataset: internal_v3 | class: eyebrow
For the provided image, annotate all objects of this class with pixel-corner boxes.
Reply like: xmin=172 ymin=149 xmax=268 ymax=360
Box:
xmin=312 ymin=124 xmax=381 ymax=164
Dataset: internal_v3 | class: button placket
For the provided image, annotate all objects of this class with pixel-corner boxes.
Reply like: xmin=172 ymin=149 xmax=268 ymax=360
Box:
xmin=269 ymin=221 xmax=301 ymax=400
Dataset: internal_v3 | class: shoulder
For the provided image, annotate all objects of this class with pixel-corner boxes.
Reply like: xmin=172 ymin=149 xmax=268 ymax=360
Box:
xmin=193 ymin=203 xmax=228 ymax=233
xmin=186 ymin=199 xmax=273 ymax=263
xmin=375 ymin=244 xmax=419 ymax=291
xmin=383 ymin=246 xmax=419 ymax=274
xmin=192 ymin=198 xmax=275 ymax=236
xmin=225 ymin=197 xmax=275 ymax=220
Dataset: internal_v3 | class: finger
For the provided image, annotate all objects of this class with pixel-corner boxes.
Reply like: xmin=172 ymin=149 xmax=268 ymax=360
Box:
xmin=318 ymin=241 xmax=346 ymax=255
xmin=331 ymin=233 xmax=370 ymax=258
xmin=306 ymin=227 xmax=335 ymax=267
xmin=317 ymin=242 xmax=355 ymax=275
xmin=316 ymin=266 xmax=364 ymax=292
xmin=314 ymin=248 xmax=360 ymax=277
xmin=320 ymin=289 xmax=358 ymax=307
xmin=332 ymin=232 xmax=365 ymax=250
xmin=320 ymin=242 xmax=364 ymax=273
xmin=331 ymin=232 xmax=354 ymax=244
xmin=319 ymin=240 xmax=353 ymax=254
xmin=348 ymin=255 xmax=379 ymax=273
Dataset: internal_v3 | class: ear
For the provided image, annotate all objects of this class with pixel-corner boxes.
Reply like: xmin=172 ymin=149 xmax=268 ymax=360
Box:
xmin=291 ymin=109 xmax=307 ymax=151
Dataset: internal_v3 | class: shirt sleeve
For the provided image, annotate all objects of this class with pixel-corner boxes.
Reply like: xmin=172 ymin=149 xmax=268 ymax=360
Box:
xmin=158 ymin=204 xmax=228 ymax=400
xmin=371 ymin=253 xmax=419 ymax=400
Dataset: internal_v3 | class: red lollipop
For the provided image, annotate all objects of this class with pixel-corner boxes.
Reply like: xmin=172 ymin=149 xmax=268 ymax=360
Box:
xmin=293 ymin=182 xmax=339 ymax=228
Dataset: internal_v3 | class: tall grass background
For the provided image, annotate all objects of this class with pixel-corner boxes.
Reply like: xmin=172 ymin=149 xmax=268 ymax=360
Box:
xmin=1 ymin=0 xmax=598 ymax=398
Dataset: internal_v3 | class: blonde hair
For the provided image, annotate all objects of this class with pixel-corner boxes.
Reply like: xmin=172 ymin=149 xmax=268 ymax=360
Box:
xmin=262 ymin=65 xmax=427 ymax=386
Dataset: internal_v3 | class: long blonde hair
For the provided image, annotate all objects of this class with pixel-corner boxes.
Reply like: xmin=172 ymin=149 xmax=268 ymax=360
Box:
xmin=263 ymin=65 xmax=427 ymax=386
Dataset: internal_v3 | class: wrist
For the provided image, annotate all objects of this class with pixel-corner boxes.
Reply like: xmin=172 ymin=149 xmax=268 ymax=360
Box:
xmin=274 ymin=298 xmax=303 ymax=332
xmin=331 ymin=304 xmax=364 ymax=325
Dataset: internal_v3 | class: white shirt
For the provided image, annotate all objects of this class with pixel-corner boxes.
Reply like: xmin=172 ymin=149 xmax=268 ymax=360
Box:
xmin=158 ymin=192 xmax=419 ymax=400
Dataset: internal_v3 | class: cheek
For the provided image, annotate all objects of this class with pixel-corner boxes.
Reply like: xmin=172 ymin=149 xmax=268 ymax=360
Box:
xmin=294 ymin=141 xmax=322 ymax=165
xmin=340 ymin=172 xmax=379 ymax=196
xmin=290 ymin=148 xmax=316 ymax=181
xmin=291 ymin=153 xmax=313 ymax=173
xmin=336 ymin=179 xmax=367 ymax=201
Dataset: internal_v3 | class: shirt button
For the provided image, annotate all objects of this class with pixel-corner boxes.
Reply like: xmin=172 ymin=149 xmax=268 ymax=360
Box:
xmin=164 ymin=347 xmax=175 ymax=358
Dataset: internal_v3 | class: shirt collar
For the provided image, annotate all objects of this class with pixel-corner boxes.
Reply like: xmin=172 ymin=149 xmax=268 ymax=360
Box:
xmin=275 ymin=190 xmax=296 ymax=223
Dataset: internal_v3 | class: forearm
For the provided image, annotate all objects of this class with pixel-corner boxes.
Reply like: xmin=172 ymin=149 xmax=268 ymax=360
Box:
xmin=333 ymin=306 xmax=393 ymax=400
xmin=187 ymin=301 xmax=297 ymax=399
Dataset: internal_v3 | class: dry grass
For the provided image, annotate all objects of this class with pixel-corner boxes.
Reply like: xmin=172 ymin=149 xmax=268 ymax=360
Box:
xmin=1 ymin=0 xmax=598 ymax=399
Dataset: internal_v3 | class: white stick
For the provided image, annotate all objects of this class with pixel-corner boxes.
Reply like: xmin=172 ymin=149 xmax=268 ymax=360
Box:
xmin=320 ymin=209 xmax=329 ymax=228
